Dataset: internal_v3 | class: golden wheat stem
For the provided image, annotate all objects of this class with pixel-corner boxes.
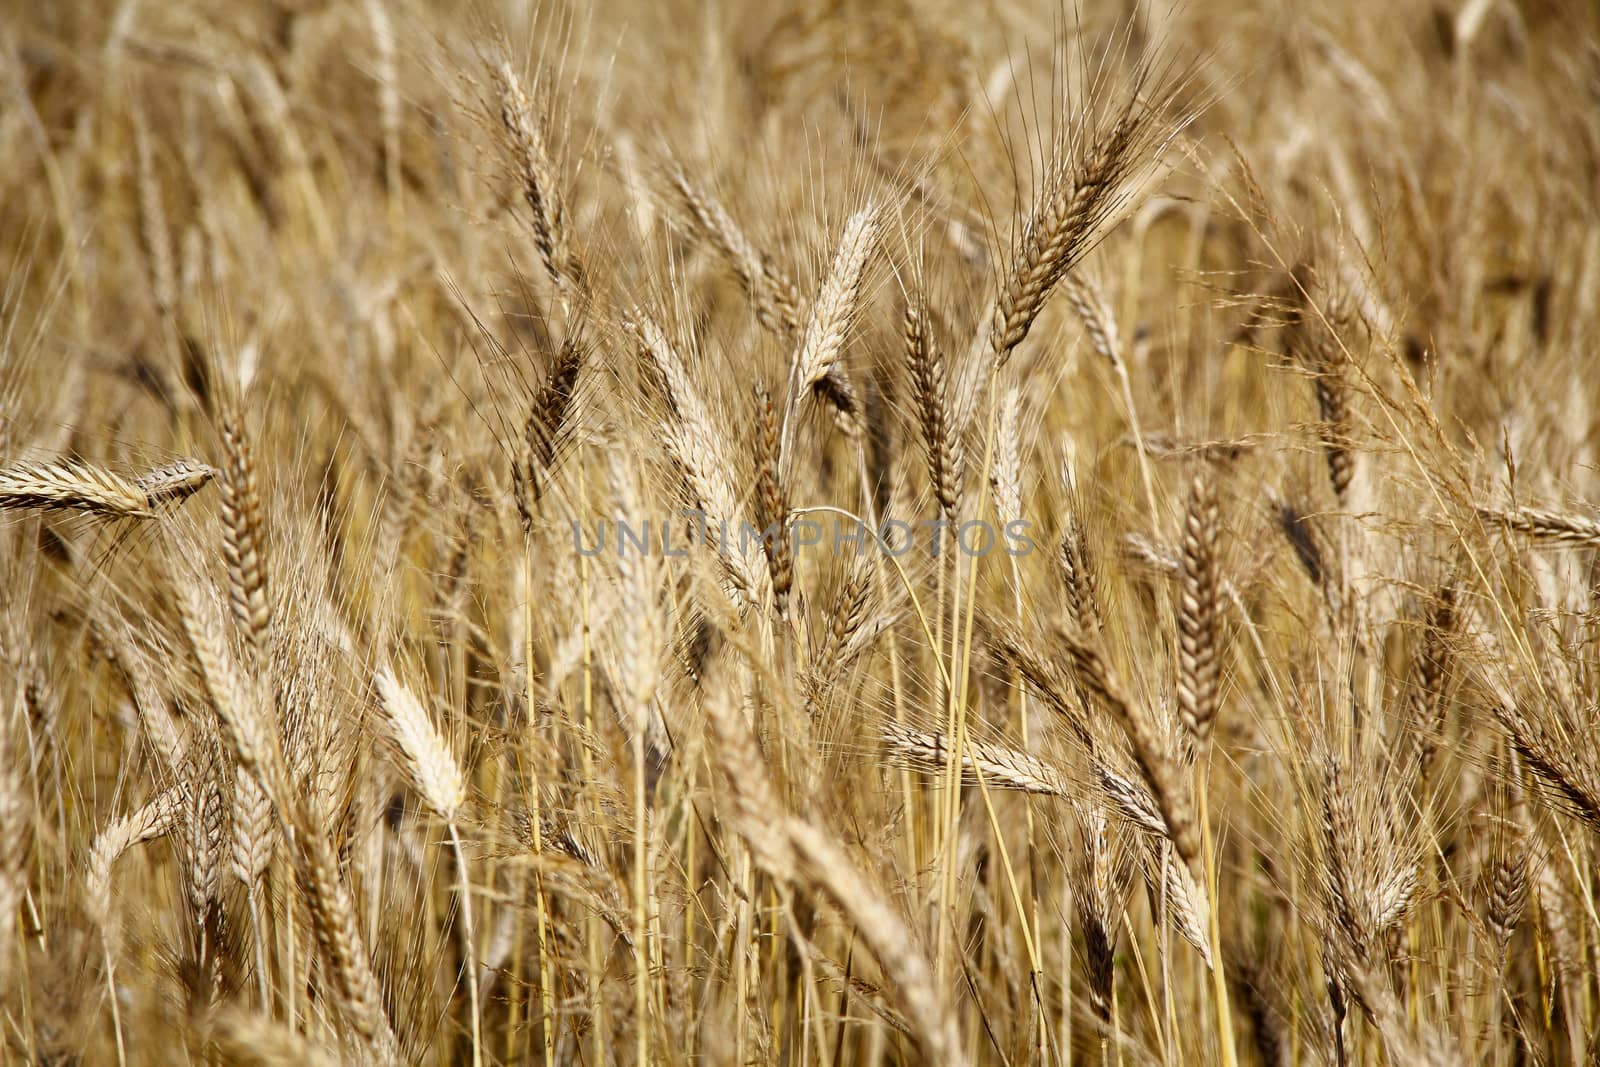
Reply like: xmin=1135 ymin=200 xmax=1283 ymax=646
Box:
xmin=675 ymin=759 xmax=697 ymax=1059
xmin=1111 ymin=355 xmax=1160 ymax=529
xmin=447 ymin=822 xmax=483 ymax=1067
xmin=936 ymin=495 xmax=966 ymax=987
xmin=965 ymin=751 xmax=1043 ymax=971
xmin=1198 ymin=777 xmax=1240 ymax=1067
xmin=852 ymin=441 xmax=920 ymax=879
xmin=735 ymin=846 xmax=752 ymax=1065
xmin=1005 ymin=538 xmax=1049 ymax=1062
xmin=633 ymin=719 xmax=650 ymax=1066
xmin=1110 ymin=967 xmax=1123 ymax=1067
xmin=499 ymin=769 xmax=524 ymax=1066
xmin=1117 ymin=908 xmax=1166 ymax=1061
xmin=248 ymin=887 xmax=269 ymax=1009
xmin=576 ymin=466 xmax=609 ymax=1067
xmin=104 ymin=941 xmax=126 ymax=1067
xmin=524 ymin=547 xmax=557 ymax=1067
xmin=938 ymin=368 xmax=1000 ymax=997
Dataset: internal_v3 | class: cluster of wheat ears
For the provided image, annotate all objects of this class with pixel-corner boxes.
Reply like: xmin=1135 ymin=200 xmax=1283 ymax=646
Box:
xmin=2 ymin=0 xmax=1599 ymax=1064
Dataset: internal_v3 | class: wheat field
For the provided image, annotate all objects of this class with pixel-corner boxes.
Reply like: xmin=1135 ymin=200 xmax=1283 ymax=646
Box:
xmin=2 ymin=0 xmax=1598 ymax=1063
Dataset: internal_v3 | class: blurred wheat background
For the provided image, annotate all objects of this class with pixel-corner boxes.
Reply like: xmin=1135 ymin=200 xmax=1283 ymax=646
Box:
xmin=2 ymin=0 xmax=1598 ymax=1063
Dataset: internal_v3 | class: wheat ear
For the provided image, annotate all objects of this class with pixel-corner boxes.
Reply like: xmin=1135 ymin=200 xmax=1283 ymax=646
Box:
xmin=1479 ymin=505 xmax=1600 ymax=548
xmin=175 ymin=579 xmax=284 ymax=796
xmin=1176 ymin=474 xmax=1222 ymax=748
xmin=492 ymin=59 xmax=581 ymax=290
xmin=781 ymin=205 xmax=879 ymax=465
xmin=135 ymin=459 xmax=217 ymax=506
xmin=629 ymin=308 xmax=768 ymax=607
xmin=881 ymin=723 xmax=1072 ymax=797
xmin=0 ymin=460 xmax=153 ymax=518
xmin=1055 ymin=624 xmax=1201 ymax=872
xmin=905 ymin=297 xmax=964 ymax=520
xmin=1408 ymin=584 xmax=1456 ymax=773
xmin=990 ymin=386 xmax=1023 ymax=529
xmin=752 ymin=383 xmax=793 ymax=616
xmin=291 ymin=811 xmax=400 ymax=1061
xmin=991 ymin=97 xmax=1166 ymax=368
xmin=1495 ymin=704 xmax=1600 ymax=830
xmin=514 ymin=335 xmax=585 ymax=530
xmin=667 ymin=164 xmax=804 ymax=339
xmin=218 ymin=402 xmax=271 ymax=652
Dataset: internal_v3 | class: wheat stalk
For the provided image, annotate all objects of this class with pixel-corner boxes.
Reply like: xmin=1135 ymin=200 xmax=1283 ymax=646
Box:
xmin=375 ymin=667 xmax=477 ymax=1065
xmin=702 ymin=657 xmax=970 ymax=1067
xmin=0 ymin=704 xmax=29 ymax=998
